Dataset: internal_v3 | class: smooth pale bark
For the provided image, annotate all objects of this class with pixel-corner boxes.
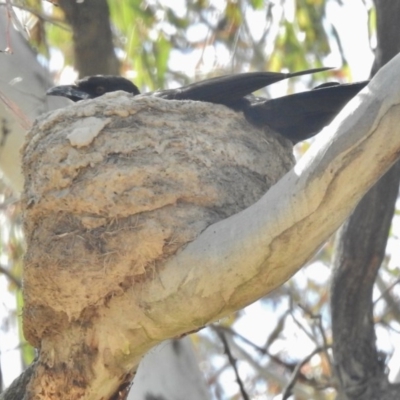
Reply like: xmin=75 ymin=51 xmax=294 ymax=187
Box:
xmin=0 ymin=13 xmax=67 ymax=192
xmin=128 ymin=339 xmax=210 ymax=400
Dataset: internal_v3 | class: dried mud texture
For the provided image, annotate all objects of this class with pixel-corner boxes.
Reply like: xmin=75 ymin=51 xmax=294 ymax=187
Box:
xmin=22 ymin=92 xmax=295 ymax=345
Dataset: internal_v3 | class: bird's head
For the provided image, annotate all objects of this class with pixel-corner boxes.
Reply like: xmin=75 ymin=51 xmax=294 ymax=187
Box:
xmin=47 ymin=75 xmax=140 ymax=102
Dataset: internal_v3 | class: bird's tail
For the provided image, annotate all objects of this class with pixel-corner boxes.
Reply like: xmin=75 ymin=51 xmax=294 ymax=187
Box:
xmin=168 ymin=67 xmax=333 ymax=104
xmin=245 ymin=81 xmax=369 ymax=143
xmin=286 ymin=67 xmax=333 ymax=79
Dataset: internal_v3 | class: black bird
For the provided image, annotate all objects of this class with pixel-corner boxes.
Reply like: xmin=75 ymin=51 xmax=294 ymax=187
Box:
xmin=240 ymin=81 xmax=368 ymax=142
xmin=47 ymin=68 xmax=329 ymax=103
xmin=47 ymin=68 xmax=368 ymax=143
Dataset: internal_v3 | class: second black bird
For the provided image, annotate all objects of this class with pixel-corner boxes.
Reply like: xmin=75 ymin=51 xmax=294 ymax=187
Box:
xmin=47 ymin=68 xmax=368 ymax=144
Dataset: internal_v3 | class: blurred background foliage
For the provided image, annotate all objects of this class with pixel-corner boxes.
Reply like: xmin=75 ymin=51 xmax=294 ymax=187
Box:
xmin=3 ymin=1 xmax=398 ymax=400
xmin=15 ymin=0 xmax=372 ymax=87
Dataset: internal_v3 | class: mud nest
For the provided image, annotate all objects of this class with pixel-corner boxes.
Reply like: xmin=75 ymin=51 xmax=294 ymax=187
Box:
xmin=21 ymin=92 xmax=295 ymax=345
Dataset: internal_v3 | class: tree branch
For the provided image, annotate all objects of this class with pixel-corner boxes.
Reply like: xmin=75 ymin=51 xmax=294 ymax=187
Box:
xmin=331 ymin=1 xmax=400 ymax=398
xmin=0 ymin=264 xmax=21 ymax=288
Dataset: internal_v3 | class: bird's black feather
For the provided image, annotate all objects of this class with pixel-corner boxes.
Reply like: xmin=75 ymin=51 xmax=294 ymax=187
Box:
xmin=47 ymin=69 xmax=368 ymax=143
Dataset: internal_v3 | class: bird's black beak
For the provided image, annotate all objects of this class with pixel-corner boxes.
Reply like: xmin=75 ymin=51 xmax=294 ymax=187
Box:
xmin=46 ymin=85 xmax=90 ymax=102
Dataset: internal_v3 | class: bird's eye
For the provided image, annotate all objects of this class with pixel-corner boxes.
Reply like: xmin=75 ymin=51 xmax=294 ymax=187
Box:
xmin=96 ymin=86 xmax=105 ymax=95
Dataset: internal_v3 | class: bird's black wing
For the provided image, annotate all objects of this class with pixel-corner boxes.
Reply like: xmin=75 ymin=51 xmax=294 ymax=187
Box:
xmin=154 ymin=67 xmax=332 ymax=105
xmin=47 ymin=68 xmax=331 ymax=105
xmin=244 ymin=81 xmax=369 ymax=143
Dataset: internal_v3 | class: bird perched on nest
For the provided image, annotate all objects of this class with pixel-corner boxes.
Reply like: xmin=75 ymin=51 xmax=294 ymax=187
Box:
xmin=47 ymin=67 xmax=368 ymax=144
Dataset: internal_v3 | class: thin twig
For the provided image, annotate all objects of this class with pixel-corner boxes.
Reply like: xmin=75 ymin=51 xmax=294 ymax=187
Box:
xmin=0 ymin=90 xmax=32 ymax=130
xmin=206 ymin=327 xmax=316 ymax=398
xmin=0 ymin=358 xmax=3 ymax=392
xmin=298 ymin=303 xmax=333 ymax=374
xmin=282 ymin=346 xmax=330 ymax=400
xmin=264 ymin=309 xmax=290 ymax=348
xmin=0 ymin=264 xmax=21 ymax=288
xmin=0 ymin=2 xmax=68 ymax=30
xmin=214 ymin=324 xmax=300 ymax=373
xmin=216 ymin=330 xmax=250 ymax=400
xmin=289 ymin=304 xmax=315 ymax=342
xmin=5 ymin=0 xmax=29 ymax=44
xmin=374 ymin=274 xmax=400 ymax=306
xmin=2 ymin=0 xmax=13 ymax=52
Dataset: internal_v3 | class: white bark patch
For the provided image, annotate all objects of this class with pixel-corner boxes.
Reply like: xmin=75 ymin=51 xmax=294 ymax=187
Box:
xmin=67 ymin=117 xmax=111 ymax=147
